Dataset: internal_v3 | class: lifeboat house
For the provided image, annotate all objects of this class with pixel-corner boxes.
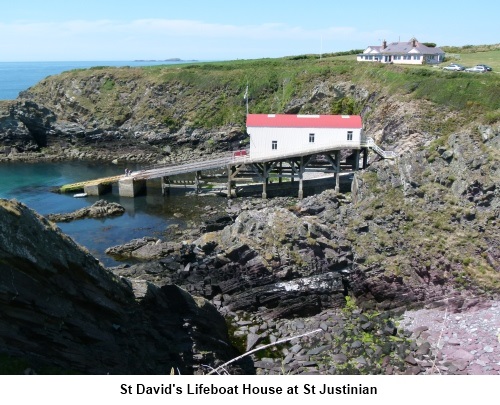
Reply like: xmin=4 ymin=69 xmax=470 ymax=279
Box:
xmin=65 ymin=114 xmax=393 ymax=200
xmin=227 ymin=113 xmax=375 ymax=199
xmin=246 ymin=114 xmax=363 ymax=159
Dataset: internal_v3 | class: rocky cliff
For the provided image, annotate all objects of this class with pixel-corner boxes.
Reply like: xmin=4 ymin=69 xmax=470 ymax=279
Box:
xmin=0 ymin=199 xmax=249 ymax=374
xmin=5 ymin=59 xmax=497 ymax=165
xmin=1 ymin=57 xmax=499 ymax=374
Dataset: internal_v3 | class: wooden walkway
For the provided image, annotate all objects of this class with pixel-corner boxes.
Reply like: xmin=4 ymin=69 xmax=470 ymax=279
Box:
xmin=59 ymin=137 xmax=395 ymax=195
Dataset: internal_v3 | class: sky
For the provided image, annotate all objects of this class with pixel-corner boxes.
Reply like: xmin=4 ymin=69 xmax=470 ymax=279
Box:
xmin=1 ymin=0 xmax=499 ymax=62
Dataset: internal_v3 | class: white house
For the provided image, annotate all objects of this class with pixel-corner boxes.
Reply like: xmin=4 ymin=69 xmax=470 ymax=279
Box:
xmin=357 ymin=38 xmax=445 ymax=65
xmin=246 ymin=114 xmax=363 ymax=159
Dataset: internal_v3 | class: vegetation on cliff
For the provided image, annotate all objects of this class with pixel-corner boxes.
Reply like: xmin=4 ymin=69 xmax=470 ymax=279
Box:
xmin=1 ymin=44 xmax=499 ymax=374
xmin=22 ymin=49 xmax=500 ymax=132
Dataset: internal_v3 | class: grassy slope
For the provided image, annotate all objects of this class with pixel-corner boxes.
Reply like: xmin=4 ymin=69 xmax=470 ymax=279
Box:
xmin=27 ymin=47 xmax=499 ymax=134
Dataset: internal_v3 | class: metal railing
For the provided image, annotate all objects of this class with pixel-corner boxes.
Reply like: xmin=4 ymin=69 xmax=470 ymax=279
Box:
xmin=61 ymin=139 xmax=397 ymax=190
xmin=361 ymin=137 xmax=396 ymax=159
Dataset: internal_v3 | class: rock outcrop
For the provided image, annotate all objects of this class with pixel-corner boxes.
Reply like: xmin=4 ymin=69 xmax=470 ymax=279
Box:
xmin=346 ymin=127 xmax=500 ymax=310
xmin=111 ymin=195 xmax=353 ymax=319
xmin=46 ymin=199 xmax=126 ymax=222
xmin=105 ymin=237 xmax=182 ymax=260
xmin=0 ymin=198 xmax=250 ymax=374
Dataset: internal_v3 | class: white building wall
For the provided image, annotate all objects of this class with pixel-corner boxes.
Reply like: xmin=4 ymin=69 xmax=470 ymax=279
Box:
xmin=359 ymin=53 xmax=443 ymax=65
xmin=248 ymin=126 xmax=362 ymax=159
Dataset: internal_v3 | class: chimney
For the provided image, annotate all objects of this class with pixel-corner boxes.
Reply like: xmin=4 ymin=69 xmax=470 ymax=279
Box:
xmin=411 ymin=37 xmax=417 ymax=47
xmin=382 ymin=40 xmax=387 ymax=49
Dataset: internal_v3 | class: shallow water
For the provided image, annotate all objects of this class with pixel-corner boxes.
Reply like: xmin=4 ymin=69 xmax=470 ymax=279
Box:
xmin=0 ymin=161 xmax=225 ymax=266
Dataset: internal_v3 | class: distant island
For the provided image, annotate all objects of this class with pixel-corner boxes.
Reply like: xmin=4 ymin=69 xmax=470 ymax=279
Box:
xmin=133 ymin=58 xmax=198 ymax=62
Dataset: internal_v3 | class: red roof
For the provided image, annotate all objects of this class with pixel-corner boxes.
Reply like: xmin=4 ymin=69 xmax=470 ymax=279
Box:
xmin=246 ymin=114 xmax=362 ymax=129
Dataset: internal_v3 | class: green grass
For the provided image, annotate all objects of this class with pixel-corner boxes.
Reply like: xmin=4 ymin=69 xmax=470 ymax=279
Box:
xmin=28 ymin=45 xmax=500 ymax=130
xmin=444 ymin=49 xmax=500 ymax=71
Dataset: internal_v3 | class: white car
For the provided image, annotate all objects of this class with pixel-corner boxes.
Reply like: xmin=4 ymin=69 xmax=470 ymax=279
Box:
xmin=443 ymin=63 xmax=465 ymax=71
xmin=465 ymin=65 xmax=489 ymax=73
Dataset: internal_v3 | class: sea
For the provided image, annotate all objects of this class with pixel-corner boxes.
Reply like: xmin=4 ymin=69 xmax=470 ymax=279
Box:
xmin=0 ymin=61 xmax=224 ymax=267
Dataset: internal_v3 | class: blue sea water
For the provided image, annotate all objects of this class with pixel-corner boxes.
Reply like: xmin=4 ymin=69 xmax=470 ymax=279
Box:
xmin=0 ymin=161 xmax=224 ymax=267
xmin=0 ymin=60 xmax=223 ymax=266
xmin=0 ymin=60 xmax=193 ymax=100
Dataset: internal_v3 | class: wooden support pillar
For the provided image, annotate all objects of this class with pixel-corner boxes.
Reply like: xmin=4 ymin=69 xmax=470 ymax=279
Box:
xmin=227 ymin=165 xmax=233 ymax=199
xmin=363 ymin=148 xmax=368 ymax=169
xmin=262 ymin=162 xmax=268 ymax=199
xmin=279 ymin=161 xmax=283 ymax=184
xmin=298 ymin=156 xmax=304 ymax=199
xmin=353 ymin=149 xmax=360 ymax=171
xmin=334 ymin=150 xmax=340 ymax=193
xmin=161 ymin=176 xmax=170 ymax=196
xmin=195 ymin=170 xmax=202 ymax=194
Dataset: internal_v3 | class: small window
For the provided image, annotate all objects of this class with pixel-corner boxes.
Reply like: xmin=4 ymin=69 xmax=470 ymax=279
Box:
xmin=309 ymin=133 xmax=315 ymax=143
xmin=272 ymin=140 xmax=277 ymax=150
xmin=347 ymin=131 xmax=353 ymax=141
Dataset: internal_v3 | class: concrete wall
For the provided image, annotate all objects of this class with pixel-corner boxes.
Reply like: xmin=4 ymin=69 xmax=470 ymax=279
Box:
xmin=84 ymin=183 xmax=112 ymax=196
xmin=118 ymin=178 xmax=146 ymax=197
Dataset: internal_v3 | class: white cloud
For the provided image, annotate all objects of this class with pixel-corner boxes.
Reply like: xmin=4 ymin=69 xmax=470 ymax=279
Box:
xmin=0 ymin=19 xmax=389 ymax=61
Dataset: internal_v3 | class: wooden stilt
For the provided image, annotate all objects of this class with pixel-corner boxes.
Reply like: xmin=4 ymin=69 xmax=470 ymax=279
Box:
xmin=262 ymin=162 xmax=268 ymax=199
xmin=354 ymin=149 xmax=360 ymax=171
xmin=298 ymin=156 xmax=304 ymax=199
xmin=195 ymin=171 xmax=201 ymax=194
xmin=161 ymin=176 xmax=171 ymax=196
xmin=335 ymin=150 xmax=340 ymax=193
xmin=227 ymin=165 xmax=232 ymax=199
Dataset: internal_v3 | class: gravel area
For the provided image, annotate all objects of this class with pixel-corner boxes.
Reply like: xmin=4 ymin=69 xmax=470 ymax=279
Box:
xmin=399 ymin=299 xmax=500 ymax=374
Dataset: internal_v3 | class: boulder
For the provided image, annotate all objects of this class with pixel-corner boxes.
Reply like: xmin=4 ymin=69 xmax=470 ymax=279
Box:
xmin=0 ymin=199 xmax=250 ymax=374
xmin=46 ymin=199 xmax=125 ymax=222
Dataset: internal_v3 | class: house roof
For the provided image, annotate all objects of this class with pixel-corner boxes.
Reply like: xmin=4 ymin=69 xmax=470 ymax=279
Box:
xmin=363 ymin=39 xmax=444 ymax=55
xmin=384 ymin=41 xmax=444 ymax=55
xmin=246 ymin=114 xmax=362 ymax=129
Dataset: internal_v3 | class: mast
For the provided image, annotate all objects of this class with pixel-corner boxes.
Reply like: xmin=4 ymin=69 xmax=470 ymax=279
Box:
xmin=244 ymin=82 xmax=249 ymax=115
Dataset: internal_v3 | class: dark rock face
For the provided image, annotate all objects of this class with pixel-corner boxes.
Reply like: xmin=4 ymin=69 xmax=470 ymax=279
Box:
xmin=346 ymin=129 xmax=500 ymax=310
xmin=0 ymin=101 xmax=51 ymax=154
xmin=0 ymin=199 xmax=249 ymax=374
xmin=46 ymin=199 xmax=126 ymax=222
xmin=112 ymin=199 xmax=352 ymax=319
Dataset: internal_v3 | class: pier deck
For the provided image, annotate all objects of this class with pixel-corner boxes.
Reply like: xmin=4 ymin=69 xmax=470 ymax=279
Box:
xmin=59 ymin=137 xmax=394 ymax=198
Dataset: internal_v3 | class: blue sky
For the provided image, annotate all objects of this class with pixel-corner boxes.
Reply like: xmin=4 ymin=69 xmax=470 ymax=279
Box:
xmin=1 ymin=0 xmax=499 ymax=61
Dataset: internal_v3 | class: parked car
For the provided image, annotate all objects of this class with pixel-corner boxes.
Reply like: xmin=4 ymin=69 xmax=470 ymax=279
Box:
xmin=476 ymin=64 xmax=493 ymax=71
xmin=465 ymin=65 xmax=489 ymax=73
xmin=443 ymin=63 xmax=465 ymax=71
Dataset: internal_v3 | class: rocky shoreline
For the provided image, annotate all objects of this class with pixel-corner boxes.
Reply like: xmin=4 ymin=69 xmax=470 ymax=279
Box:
xmin=105 ymin=186 xmax=499 ymax=375
xmin=1 ymin=60 xmax=499 ymax=375
xmin=1 ymin=136 xmax=499 ymax=374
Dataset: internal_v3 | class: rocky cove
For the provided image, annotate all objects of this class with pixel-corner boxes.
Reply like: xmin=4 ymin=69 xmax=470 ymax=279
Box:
xmin=1 ymin=58 xmax=499 ymax=374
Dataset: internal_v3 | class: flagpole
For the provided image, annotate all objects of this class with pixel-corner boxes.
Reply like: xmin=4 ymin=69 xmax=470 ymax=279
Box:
xmin=244 ymin=81 xmax=249 ymax=115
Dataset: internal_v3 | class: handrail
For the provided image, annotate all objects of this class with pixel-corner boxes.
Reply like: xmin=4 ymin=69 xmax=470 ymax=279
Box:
xmin=361 ymin=137 xmax=396 ymax=159
xmin=61 ymin=139 xmax=396 ymax=191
